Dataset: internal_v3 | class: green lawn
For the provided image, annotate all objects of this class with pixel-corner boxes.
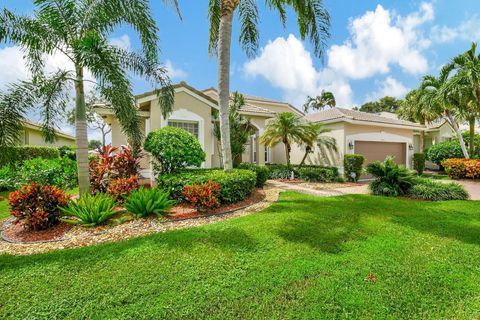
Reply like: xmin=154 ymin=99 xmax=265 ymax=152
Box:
xmin=0 ymin=191 xmax=10 ymax=220
xmin=1 ymin=192 xmax=480 ymax=319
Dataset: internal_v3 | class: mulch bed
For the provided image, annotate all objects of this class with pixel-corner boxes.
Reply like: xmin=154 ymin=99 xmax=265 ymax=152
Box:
xmin=2 ymin=221 xmax=73 ymax=243
xmin=165 ymin=188 xmax=266 ymax=221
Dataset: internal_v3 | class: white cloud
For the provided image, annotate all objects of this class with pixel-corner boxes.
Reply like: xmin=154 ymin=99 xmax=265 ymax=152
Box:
xmin=366 ymin=76 xmax=409 ymax=101
xmin=165 ymin=59 xmax=187 ymax=79
xmin=109 ymin=34 xmax=132 ymax=51
xmin=328 ymin=3 xmax=433 ymax=79
xmin=244 ymin=34 xmax=353 ymax=108
xmin=430 ymin=16 xmax=480 ymax=44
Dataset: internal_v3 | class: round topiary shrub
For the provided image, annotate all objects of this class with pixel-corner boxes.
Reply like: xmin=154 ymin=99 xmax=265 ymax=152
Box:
xmin=344 ymin=154 xmax=364 ymax=182
xmin=413 ymin=153 xmax=425 ymax=175
xmin=144 ymin=126 xmax=206 ymax=174
xmin=426 ymin=140 xmax=464 ymax=166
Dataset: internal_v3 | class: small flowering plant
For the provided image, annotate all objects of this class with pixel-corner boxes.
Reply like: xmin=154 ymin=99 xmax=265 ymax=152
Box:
xmin=9 ymin=182 xmax=69 ymax=230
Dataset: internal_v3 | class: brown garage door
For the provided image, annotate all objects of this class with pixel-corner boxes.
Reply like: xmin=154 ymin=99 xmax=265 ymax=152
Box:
xmin=354 ymin=141 xmax=406 ymax=165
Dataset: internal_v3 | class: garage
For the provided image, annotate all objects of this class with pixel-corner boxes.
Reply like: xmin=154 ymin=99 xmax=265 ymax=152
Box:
xmin=354 ymin=141 xmax=407 ymax=165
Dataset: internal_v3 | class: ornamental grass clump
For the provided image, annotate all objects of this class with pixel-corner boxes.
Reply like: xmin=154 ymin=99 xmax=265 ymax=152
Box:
xmin=124 ymin=187 xmax=175 ymax=218
xmin=60 ymin=193 xmax=117 ymax=227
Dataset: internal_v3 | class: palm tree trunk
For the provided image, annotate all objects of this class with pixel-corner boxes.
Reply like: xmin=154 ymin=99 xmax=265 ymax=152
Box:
xmin=420 ymin=131 xmax=425 ymax=152
xmin=74 ymin=66 xmax=90 ymax=194
xmin=299 ymin=152 xmax=308 ymax=167
xmin=469 ymin=117 xmax=475 ymax=156
xmin=446 ymin=112 xmax=469 ymax=159
xmin=217 ymin=3 xmax=234 ymax=171
xmin=284 ymin=142 xmax=291 ymax=167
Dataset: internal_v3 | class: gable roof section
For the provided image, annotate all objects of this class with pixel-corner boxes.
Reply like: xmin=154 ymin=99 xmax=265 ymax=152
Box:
xmin=202 ymin=87 xmax=304 ymax=116
xmin=306 ymin=107 xmax=425 ymax=129
xmin=23 ymin=120 xmax=75 ymax=140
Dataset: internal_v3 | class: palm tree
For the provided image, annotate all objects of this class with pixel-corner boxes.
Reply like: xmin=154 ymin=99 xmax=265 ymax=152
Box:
xmin=208 ymin=0 xmax=331 ymax=171
xmin=259 ymin=112 xmax=311 ymax=166
xmin=299 ymin=122 xmax=337 ymax=167
xmin=449 ymin=42 xmax=480 ymax=155
xmin=420 ymin=65 xmax=470 ymax=158
xmin=0 ymin=0 xmax=178 ymax=194
xmin=397 ymin=89 xmax=437 ymax=152
xmin=303 ymin=91 xmax=336 ymax=113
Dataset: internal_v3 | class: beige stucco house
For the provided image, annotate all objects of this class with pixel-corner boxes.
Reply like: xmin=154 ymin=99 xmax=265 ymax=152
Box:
xmin=18 ymin=120 xmax=76 ymax=147
xmin=97 ymin=82 xmax=455 ymax=178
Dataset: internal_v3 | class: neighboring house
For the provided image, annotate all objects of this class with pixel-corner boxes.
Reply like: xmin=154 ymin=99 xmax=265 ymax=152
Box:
xmin=97 ymin=82 xmax=456 ymax=178
xmin=18 ymin=120 xmax=76 ymax=147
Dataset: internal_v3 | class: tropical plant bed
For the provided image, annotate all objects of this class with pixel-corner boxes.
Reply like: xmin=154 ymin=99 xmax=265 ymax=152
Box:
xmin=0 ymin=187 xmax=279 ymax=254
xmin=166 ymin=188 xmax=265 ymax=221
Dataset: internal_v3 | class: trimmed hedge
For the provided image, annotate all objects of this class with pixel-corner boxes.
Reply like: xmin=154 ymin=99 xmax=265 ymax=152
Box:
xmin=266 ymin=164 xmax=339 ymax=182
xmin=0 ymin=157 xmax=77 ymax=191
xmin=413 ymin=153 xmax=425 ymax=175
xmin=237 ymin=163 xmax=269 ymax=187
xmin=409 ymin=178 xmax=469 ymax=201
xmin=442 ymin=158 xmax=480 ymax=179
xmin=297 ymin=167 xmax=339 ymax=182
xmin=157 ymin=169 xmax=256 ymax=203
xmin=344 ymin=154 xmax=364 ymax=182
xmin=0 ymin=146 xmax=60 ymax=167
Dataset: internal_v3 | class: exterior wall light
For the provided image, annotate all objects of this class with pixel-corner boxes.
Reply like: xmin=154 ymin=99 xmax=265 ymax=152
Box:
xmin=408 ymin=143 xmax=414 ymax=150
xmin=348 ymin=141 xmax=354 ymax=150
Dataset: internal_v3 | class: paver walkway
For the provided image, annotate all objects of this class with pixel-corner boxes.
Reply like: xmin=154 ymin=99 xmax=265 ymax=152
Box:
xmin=267 ymin=180 xmax=369 ymax=197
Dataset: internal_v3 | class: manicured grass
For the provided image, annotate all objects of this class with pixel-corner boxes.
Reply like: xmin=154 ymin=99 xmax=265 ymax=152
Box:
xmin=0 ymin=191 xmax=10 ymax=220
xmin=1 ymin=192 xmax=480 ymax=319
xmin=420 ymin=172 xmax=451 ymax=180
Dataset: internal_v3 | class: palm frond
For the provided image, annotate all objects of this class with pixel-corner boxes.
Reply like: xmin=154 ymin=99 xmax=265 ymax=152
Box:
xmin=208 ymin=0 xmax=221 ymax=56
xmin=238 ymin=0 xmax=260 ymax=58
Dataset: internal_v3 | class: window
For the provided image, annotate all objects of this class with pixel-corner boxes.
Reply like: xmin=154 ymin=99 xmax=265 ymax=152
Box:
xmin=168 ymin=121 xmax=199 ymax=138
xmin=252 ymin=135 xmax=257 ymax=163
xmin=265 ymin=147 xmax=271 ymax=163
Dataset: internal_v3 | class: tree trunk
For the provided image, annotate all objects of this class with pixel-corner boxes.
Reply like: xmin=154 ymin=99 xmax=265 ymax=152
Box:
xmin=284 ymin=141 xmax=291 ymax=167
xmin=446 ymin=112 xmax=469 ymax=159
xmin=217 ymin=4 xmax=234 ymax=171
xmin=299 ymin=146 xmax=311 ymax=167
xmin=469 ymin=117 xmax=475 ymax=156
xmin=420 ymin=130 xmax=425 ymax=153
xmin=74 ymin=67 xmax=90 ymax=194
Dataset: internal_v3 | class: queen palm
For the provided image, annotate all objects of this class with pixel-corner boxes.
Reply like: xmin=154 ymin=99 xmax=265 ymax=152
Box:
xmin=0 ymin=0 xmax=178 ymax=194
xmin=303 ymin=91 xmax=336 ymax=113
xmin=259 ymin=112 xmax=311 ymax=166
xmin=449 ymin=42 xmax=480 ymax=155
xmin=420 ymin=65 xmax=469 ymax=158
xmin=397 ymin=89 xmax=437 ymax=152
xmin=298 ymin=122 xmax=336 ymax=167
xmin=208 ymin=0 xmax=331 ymax=170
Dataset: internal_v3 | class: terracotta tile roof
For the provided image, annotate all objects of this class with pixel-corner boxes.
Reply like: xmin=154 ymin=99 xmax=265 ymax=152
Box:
xmin=239 ymin=103 xmax=274 ymax=114
xmin=306 ymin=107 xmax=425 ymax=128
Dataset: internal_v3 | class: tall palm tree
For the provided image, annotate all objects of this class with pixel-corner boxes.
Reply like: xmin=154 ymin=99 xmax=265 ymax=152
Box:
xmin=303 ymin=91 xmax=336 ymax=113
xmin=259 ymin=112 xmax=311 ymax=166
xmin=0 ymin=0 xmax=178 ymax=194
xmin=397 ymin=89 xmax=437 ymax=152
xmin=298 ymin=122 xmax=336 ymax=167
xmin=208 ymin=0 xmax=331 ymax=170
xmin=449 ymin=42 xmax=480 ymax=155
xmin=419 ymin=65 xmax=470 ymax=158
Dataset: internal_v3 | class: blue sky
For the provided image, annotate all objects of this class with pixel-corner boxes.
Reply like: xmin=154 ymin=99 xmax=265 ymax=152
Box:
xmin=2 ymin=0 xmax=480 ymax=111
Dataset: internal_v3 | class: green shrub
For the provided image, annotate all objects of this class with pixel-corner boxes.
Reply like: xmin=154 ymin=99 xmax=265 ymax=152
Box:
xmin=266 ymin=164 xmax=295 ymax=179
xmin=413 ymin=153 xmax=425 ymax=175
xmin=0 ymin=157 xmax=78 ymax=191
xmin=0 ymin=146 xmax=59 ymax=167
xmin=58 ymin=145 xmax=76 ymax=160
xmin=157 ymin=169 xmax=256 ymax=203
xmin=426 ymin=140 xmax=464 ymax=166
xmin=237 ymin=163 xmax=269 ymax=187
xmin=144 ymin=127 xmax=205 ymax=174
xmin=367 ymin=157 xmax=415 ymax=197
xmin=124 ymin=187 xmax=175 ymax=218
xmin=409 ymin=179 xmax=469 ymax=201
xmin=344 ymin=154 xmax=364 ymax=182
xmin=297 ymin=167 xmax=339 ymax=182
xmin=61 ymin=193 xmax=117 ymax=227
